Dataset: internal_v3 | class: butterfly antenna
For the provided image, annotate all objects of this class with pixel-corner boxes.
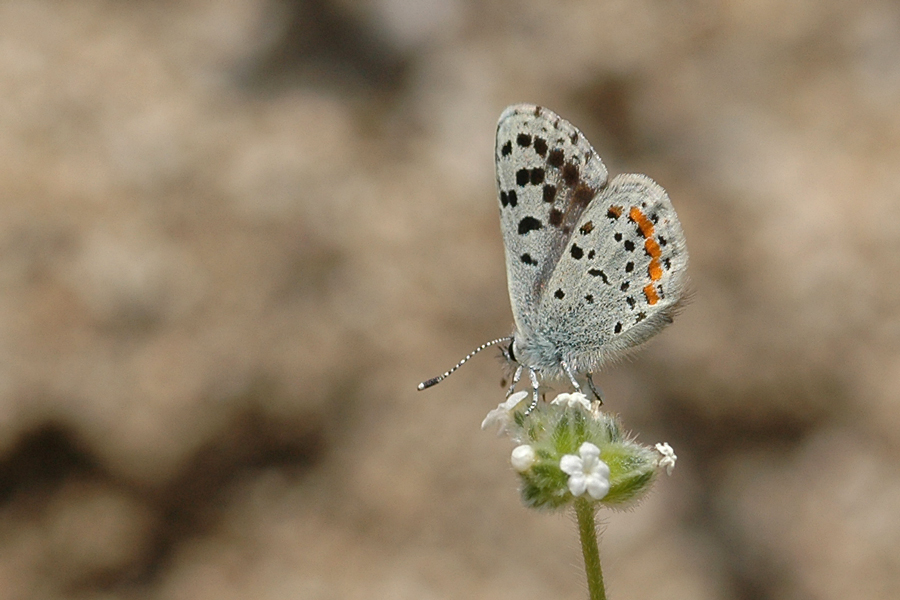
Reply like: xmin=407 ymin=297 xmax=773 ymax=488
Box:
xmin=417 ymin=337 xmax=513 ymax=391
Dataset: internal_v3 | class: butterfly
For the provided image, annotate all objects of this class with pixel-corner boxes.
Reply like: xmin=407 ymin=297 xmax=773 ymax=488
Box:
xmin=420 ymin=104 xmax=688 ymax=411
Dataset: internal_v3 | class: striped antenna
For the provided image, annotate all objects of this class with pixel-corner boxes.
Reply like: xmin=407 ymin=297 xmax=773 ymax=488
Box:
xmin=418 ymin=337 xmax=513 ymax=391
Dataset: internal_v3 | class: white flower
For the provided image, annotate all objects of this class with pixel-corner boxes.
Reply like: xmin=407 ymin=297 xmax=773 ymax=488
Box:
xmin=560 ymin=442 xmax=610 ymax=500
xmin=511 ymin=445 xmax=536 ymax=472
xmin=655 ymin=442 xmax=677 ymax=475
xmin=550 ymin=392 xmax=591 ymax=412
xmin=481 ymin=391 xmax=529 ymax=434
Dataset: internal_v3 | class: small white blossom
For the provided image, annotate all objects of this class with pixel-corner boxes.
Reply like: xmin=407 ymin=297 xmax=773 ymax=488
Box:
xmin=655 ymin=442 xmax=677 ymax=475
xmin=511 ymin=445 xmax=536 ymax=472
xmin=550 ymin=392 xmax=591 ymax=412
xmin=560 ymin=442 xmax=610 ymax=500
xmin=481 ymin=391 xmax=529 ymax=434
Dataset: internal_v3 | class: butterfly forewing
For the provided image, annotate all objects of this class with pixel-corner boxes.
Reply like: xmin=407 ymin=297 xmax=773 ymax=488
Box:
xmin=495 ymin=104 xmax=609 ymax=334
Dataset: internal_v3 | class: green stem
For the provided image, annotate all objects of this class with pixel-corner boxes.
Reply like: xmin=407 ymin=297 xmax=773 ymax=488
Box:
xmin=574 ymin=497 xmax=606 ymax=600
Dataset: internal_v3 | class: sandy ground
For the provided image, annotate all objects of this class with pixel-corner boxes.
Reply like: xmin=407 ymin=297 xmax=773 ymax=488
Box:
xmin=1 ymin=0 xmax=899 ymax=598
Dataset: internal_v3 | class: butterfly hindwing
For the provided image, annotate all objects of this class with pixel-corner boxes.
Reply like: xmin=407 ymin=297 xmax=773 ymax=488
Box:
xmin=538 ymin=173 xmax=689 ymax=370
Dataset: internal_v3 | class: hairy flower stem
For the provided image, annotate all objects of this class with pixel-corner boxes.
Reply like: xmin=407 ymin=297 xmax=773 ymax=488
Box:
xmin=574 ymin=497 xmax=606 ymax=600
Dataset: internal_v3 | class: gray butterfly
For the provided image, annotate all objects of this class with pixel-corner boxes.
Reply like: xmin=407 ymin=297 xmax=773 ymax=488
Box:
xmin=420 ymin=104 xmax=688 ymax=410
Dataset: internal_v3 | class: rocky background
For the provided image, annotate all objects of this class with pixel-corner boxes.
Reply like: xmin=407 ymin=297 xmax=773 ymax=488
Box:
xmin=1 ymin=0 xmax=899 ymax=598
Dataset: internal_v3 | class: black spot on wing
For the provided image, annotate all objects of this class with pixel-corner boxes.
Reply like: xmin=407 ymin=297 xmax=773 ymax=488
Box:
xmin=549 ymin=208 xmax=563 ymax=227
xmin=518 ymin=216 xmax=542 ymax=235
xmin=548 ymin=149 xmax=564 ymax=168
xmin=517 ymin=133 xmax=532 ymax=147
xmin=501 ymin=141 xmax=512 ymax=157
xmin=534 ymin=137 xmax=548 ymax=156
xmin=499 ymin=190 xmax=518 ymax=208
xmin=542 ymin=185 xmax=557 ymax=203
xmin=520 ymin=253 xmax=537 ymax=266
xmin=562 ymin=163 xmax=579 ymax=185
xmin=588 ymin=269 xmax=609 ymax=284
xmin=572 ymin=182 xmax=595 ymax=207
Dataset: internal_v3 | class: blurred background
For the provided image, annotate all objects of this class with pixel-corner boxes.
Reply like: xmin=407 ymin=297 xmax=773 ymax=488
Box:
xmin=1 ymin=0 xmax=899 ymax=598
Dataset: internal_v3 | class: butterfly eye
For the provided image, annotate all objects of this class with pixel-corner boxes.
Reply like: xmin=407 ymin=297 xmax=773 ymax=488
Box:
xmin=506 ymin=340 xmax=517 ymax=363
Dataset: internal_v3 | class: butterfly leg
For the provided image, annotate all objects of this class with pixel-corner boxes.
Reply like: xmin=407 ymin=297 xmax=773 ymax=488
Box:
xmin=587 ymin=372 xmax=604 ymax=405
xmin=506 ymin=365 xmax=523 ymax=397
xmin=560 ymin=359 xmax=584 ymax=395
xmin=524 ymin=368 xmax=540 ymax=415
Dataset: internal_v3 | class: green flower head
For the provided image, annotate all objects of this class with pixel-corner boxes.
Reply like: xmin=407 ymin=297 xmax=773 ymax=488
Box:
xmin=483 ymin=392 xmax=675 ymax=510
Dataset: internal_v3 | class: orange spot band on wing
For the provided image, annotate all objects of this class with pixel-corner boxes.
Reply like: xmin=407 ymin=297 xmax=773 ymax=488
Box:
xmin=648 ymin=258 xmax=663 ymax=281
xmin=644 ymin=238 xmax=663 ymax=280
xmin=643 ymin=284 xmax=659 ymax=305
xmin=629 ymin=207 xmax=655 ymax=238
